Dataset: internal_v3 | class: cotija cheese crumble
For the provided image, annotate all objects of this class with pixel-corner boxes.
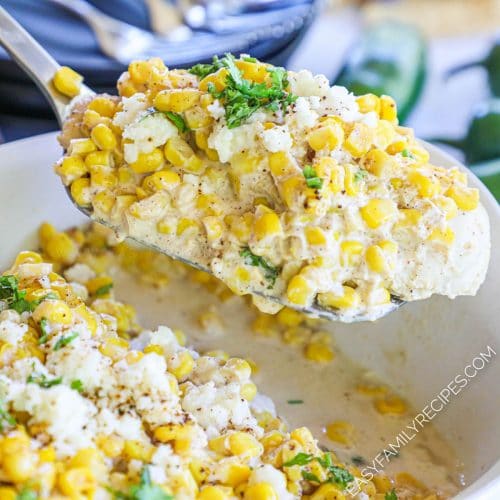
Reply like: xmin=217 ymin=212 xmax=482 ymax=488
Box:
xmin=54 ymin=54 xmax=490 ymax=321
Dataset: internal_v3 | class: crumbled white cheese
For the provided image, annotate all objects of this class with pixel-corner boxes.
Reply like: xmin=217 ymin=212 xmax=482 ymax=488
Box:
xmin=64 ymin=263 xmax=96 ymax=284
xmin=261 ymin=126 xmax=293 ymax=153
xmin=123 ymin=113 xmax=178 ymax=163
xmin=248 ymin=464 xmax=294 ymax=499
xmin=0 ymin=320 xmax=27 ymax=345
xmin=112 ymin=92 xmax=149 ymax=129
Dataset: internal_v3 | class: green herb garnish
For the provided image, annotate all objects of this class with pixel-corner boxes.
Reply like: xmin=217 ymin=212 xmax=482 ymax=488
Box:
xmin=188 ymin=55 xmax=226 ymax=79
xmin=354 ymin=169 xmax=368 ymax=182
xmin=38 ymin=318 xmax=49 ymax=345
xmin=385 ymin=490 xmax=398 ymax=500
xmin=27 ymin=372 xmax=62 ymax=388
xmin=240 ymin=247 xmax=279 ymax=288
xmin=0 ymin=275 xmax=36 ymax=313
xmin=53 ymin=331 xmax=78 ymax=350
xmin=302 ymin=471 xmax=321 ymax=483
xmin=111 ymin=467 xmax=173 ymax=500
xmin=164 ymin=111 xmax=190 ymax=133
xmin=283 ymin=452 xmax=314 ymax=467
xmin=401 ymin=148 xmax=416 ymax=159
xmin=284 ymin=452 xmax=354 ymax=490
xmin=0 ymin=398 xmax=16 ymax=431
xmin=287 ymin=399 xmax=304 ymax=404
xmin=303 ymin=165 xmax=324 ymax=189
xmin=95 ymin=283 xmax=113 ymax=297
xmin=71 ymin=379 xmax=84 ymax=393
xmin=206 ymin=54 xmax=296 ymax=128
xmin=16 ymin=489 xmax=38 ymax=500
xmin=243 ymin=56 xmax=257 ymax=62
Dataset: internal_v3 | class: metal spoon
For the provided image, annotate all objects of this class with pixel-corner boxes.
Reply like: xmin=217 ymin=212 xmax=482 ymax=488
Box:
xmin=0 ymin=7 xmax=403 ymax=322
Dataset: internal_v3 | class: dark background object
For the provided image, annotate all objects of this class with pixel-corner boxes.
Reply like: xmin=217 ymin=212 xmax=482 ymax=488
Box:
xmin=0 ymin=0 xmax=316 ymax=141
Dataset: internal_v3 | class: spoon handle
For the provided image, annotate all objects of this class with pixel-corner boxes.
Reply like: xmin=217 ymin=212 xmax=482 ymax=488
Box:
xmin=0 ymin=6 xmax=84 ymax=125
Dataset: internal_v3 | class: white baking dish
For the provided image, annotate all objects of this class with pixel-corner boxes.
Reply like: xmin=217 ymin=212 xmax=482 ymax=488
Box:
xmin=0 ymin=132 xmax=498 ymax=498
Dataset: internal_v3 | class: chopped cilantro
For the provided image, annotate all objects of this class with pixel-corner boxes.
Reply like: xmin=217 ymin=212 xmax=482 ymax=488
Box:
xmin=240 ymin=247 xmax=279 ymax=288
xmin=351 ymin=455 xmax=365 ymax=466
xmin=27 ymin=372 xmax=62 ymax=388
xmin=385 ymin=490 xmax=398 ymax=500
xmin=0 ymin=397 xmax=16 ymax=431
xmin=354 ymin=169 xmax=368 ymax=182
xmin=188 ymin=55 xmax=226 ymax=79
xmin=0 ymin=276 xmax=57 ymax=314
xmin=303 ymin=165 xmax=324 ymax=189
xmin=302 ymin=470 xmax=321 ymax=483
xmin=287 ymin=399 xmax=304 ymax=404
xmin=243 ymin=56 xmax=257 ymax=62
xmin=38 ymin=318 xmax=49 ymax=345
xmin=71 ymin=379 xmax=84 ymax=393
xmin=163 ymin=111 xmax=190 ymax=133
xmin=206 ymin=54 xmax=296 ymax=128
xmin=283 ymin=452 xmax=314 ymax=467
xmin=53 ymin=331 xmax=78 ymax=350
xmin=16 ymin=489 xmax=38 ymax=500
xmin=113 ymin=467 xmax=174 ymax=500
xmin=285 ymin=452 xmax=354 ymax=490
xmin=95 ymin=283 xmax=113 ymax=296
xmin=401 ymin=148 xmax=415 ymax=159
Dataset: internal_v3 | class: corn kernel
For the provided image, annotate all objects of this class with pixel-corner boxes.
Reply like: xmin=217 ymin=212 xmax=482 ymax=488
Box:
xmin=317 ymin=286 xmax=360 ymax=310
xmin=97 ymin=435 xmax=124 ymax=458
xmin=154 ymin=88 xmax=201 ymax=112
xmin=235 ymin=60 xmax=269 ymax=82
xmin=408 ymin=171 xmax=440 ymax=198
xmin=44 ymin=231 xmax=78 ymax=264
xmin=397 ymin=208 xmax=422 ymax=227
xmin=305 ymin=226 xmax=327 ymax=245
xmin=56 ymin=155 xmax=88 ymax=184
xmin=356 ymin=93 xmax=380 ymax=113
xmin=427 ymin=226 xmax=455 ymax=245
xmin=325 ymin=421 xmax=356 ymax=446
xmin=90 ymin=165 xmax=118 ymax=189
xmin=53 ymin=66 xmax=83 ymax=97
xmin=379 ymin=95 xmax=398 ymax=123
xmin=88 ymin=96 xmax=117 ymax=117
xmin=245 ymin=483 xmax=278 ymax=500
xmin=446 ymin=185 xmax=479 ymax=211
xmin=374 ymin=395 xmax=407 ymax=415
xmin=362 ymin=149 xmax=395 ymax=178
xmin=199 ymin=68 xmax=229 ymax=92
xmin=123 ymin=440 xmax=154 ymax=461
xmin=276 ymin=307 xmax=303 ymax=327
xmin=344 ymin=122 xmax=373 ymax=158
xmin=130 ymin=148 xmax=164 ymax=174
xmin=241 ymin=381 xmax=258 ymax=401
xmin=340 ymin=240 xmax=364 ymax=266
xmin=58 ymin=467 xmax=96 ymax=496
xmin=286 ymin=275 xmax=314 ymax=306
xmin=308 ymin=122 xmax=344 ymax=151
xmin=85 ymin=150 xmax=113 ymax=168
xmin=305 ymin=342 xmax=334 ymax=363
xmin=2 ymin=450 xmax=37 ymax=482
xmin=33 ymin=299 xmax=73 ymax=325
xmin=360 ymin=199 xmax=397 ymax=229
xmin=434 ymin=196 xmax=458 ymax=220
xmin=198 ymin=485 xmax=231 ymax=500
xmin=224 ymin=463 xmax=251 ymax=487
xmin=168 ymin=351 xmax=194 ymax=380
xmin=228 ymin=431 xmax=262 ymax=457
xmin=91 ymin=123 xmax=117 ymax=150
xmin=365 ymin=245 xmax=386 ymax=272
xmin=93 ymin=190 xmax=116 ymax=214
xmin=0 ymin=487 xmax=16 ymax=500
xmin=254 ymin=212 xmax=282 ymax=240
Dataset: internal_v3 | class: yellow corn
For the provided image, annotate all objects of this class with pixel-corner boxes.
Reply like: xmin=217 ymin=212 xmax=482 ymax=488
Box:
xmin=53 ymin=66 xmax=83 ymax=97
xmin=97 ymin=435 xmax=124 ymax=458
xmin=310 ymin=483 xmax=346 ymax=500
xmin=356 ymin=93 xmax=380 ymax=113
xmin=85 ymin=150 xmax=113 ymax=168
xmin=325 ymin=421 xmax=356 ymax=446
xmin=434 ymin=196 xmax=458 ymax=220
xmin=317 ymin=286 xmax=360 ymax=310
xmin=154 ymin=88 xmax=201 ymax=112
xmin=276 ymin=307 xmax=303 ymax=327
xmin=198 ymin=485 xmax=232 ymax=500
xmin=165 ymin=136 xmax=204 ymax=173
xmin=362 ymin=149 xmax=396 ymax=177
xmin=344 ymin=122 xmax=373 ymax=158
xmin=244 ymin=483 xmax=278 ymax=500
xmin=360 ymin=199 xmax=397 ymax=229
xmin=408 ymin=171 xmax=440 ymax=198
xmin=280 ymin=176 xmax=304 ymax=208
xmin=44 ymin=231 xmax=78 ymax=265
xmin=427 ymin=226 xmax=455 ymax=245
xmin=373 ymin=119 xmax=396 ymax=150
xmin=223 ymin=463 xmax=251 ymax=487
xmin=446 ymin=185 xmax=479 ymax=211
xmin=199 ymin=68 xmax=229 ymax=92
xmin=90 ymin=165 xmax=118 ymax=189
xmin=92 ymin=190 xmax=116 ymax=214
xmin=0 ymin=488 xmax=16 ymax=500
xmin=56 ymin=155 xmax=88 ymax=184
xmin=228 ymin=432 xmax=262 ymax=457
xmin=91 ymin=123 xmax=117 ymax=150
xmin=142 ymin=169 xmax=181 ymax=192
xmin=58 ymin=467 xmax=96 ymax=496
xmin=286 ymin=275 xmax=314 ymax=306
xmin=88 ymin=96 xmax=117 ymax=117
xmin=340 ymin=240 xmax=364 ymax=266
xmin=235 ymin=60 xmax=269 ymax=82
xmin=308 ymin=122 xmax=344 ymax=151
xmin=374 ymin=395 xmax=407 ymax=415
xmin=2 ymin=450 xmax=37 ymax=482
xmin=177 ymin=218 xmax=199 ymax=236
xmin=168 ymin=351 xmax=194 ymax=380
xmin=130 ymin=148 xmax=165 ymax=174
xmin=397 ymin=208 xmax=422 ymax=227
xmin=379 ymin=95 xmax=398 ymax=123
xmin=123 ymin=439 xmax=154 ymax=461
xmin=365 ymin=245 xmax=386 ymax=272
xmin=254 ymin=211 xmax=282 ymax=240
xmin=241 ymin=381 xmax=258 ymax=401
xmin=305 ymin=342 xmax=334 ymax=363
